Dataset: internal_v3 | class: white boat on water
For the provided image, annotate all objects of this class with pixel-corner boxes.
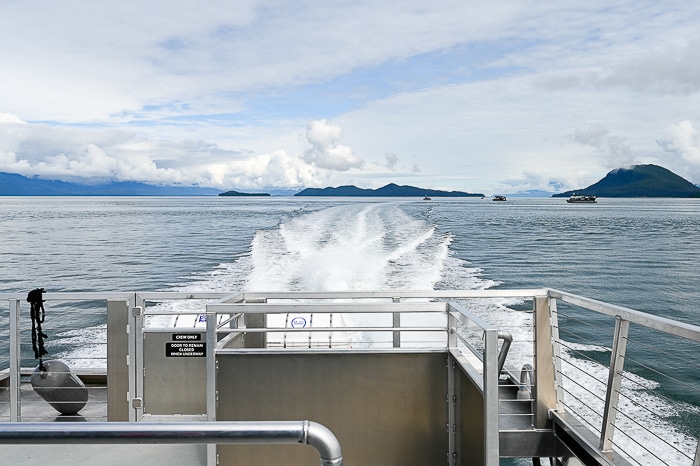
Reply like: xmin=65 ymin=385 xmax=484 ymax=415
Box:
xmin=567 ymin=194 xmax=597 ymax=203
xmin=1 ymin=288 xmax=699 ymax=465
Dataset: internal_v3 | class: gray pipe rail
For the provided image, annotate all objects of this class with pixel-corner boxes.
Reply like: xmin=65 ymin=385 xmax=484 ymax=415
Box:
xmin=0 ymin=420 xmax=343 ymax=466
xmin=497 ymin=329 xmax=512 ymax=375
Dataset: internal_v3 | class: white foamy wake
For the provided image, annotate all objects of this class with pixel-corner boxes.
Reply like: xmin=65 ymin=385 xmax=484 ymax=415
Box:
xmin=245 ymin=203 xmax=468 ymax=292
xmin=239 ymin=203 xmax=488 ymax=348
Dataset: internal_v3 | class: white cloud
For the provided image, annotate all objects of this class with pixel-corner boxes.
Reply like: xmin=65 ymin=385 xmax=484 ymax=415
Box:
xmin=657 ymin=121 xmax=700 ymax=181
xmin=658 ymin=121 xmax=700 ymax=163
xmin=200 ymin=150 xmax=326 ymax=189
xmin=572 ymin=126 xmax=610 ymax=148
xmin=0 ymin=117 xmax=363 ymax=189
xmin=385 ymin=153 xmax=399 ymax=170
xmin=602 ymin=38 xmax=700 ymax=96
xmin=0 ymin=113 xmax=26 ymax=124
xmin=571 ymin=126 xmax=637 ymax=169
xmin=303 ymin=120 xmax=364 ymax=171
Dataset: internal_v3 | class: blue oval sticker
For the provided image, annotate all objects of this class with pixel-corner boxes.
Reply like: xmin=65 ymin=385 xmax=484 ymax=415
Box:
xmin=290 ymin=317 xmax=307 ymax=328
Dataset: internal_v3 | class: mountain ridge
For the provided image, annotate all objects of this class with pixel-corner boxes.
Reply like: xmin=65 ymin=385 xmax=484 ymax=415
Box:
xmin=295 ymin=183 xmax=484 ymax=197
xmin=552 ymin=164 xmax=700 ymax=198
xmin=0 ymin=172 xmax=221 ymax=196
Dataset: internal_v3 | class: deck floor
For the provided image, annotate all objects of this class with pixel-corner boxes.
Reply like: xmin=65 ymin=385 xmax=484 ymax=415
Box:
xmin=1 ymin=382 xmax=108 ymax=422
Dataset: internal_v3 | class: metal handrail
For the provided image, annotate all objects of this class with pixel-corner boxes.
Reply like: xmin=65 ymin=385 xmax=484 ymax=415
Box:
xmin=497 ymin=330 xmax=512 ymax=375
xmin=0 ymin=420 xmax=343 ymax=466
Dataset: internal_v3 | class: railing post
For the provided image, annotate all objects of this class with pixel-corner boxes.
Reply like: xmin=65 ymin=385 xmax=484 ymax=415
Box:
xmin=600 ymin=316 xmax=629 ymax=452
xmin=205 ymin=307 xmax=217 ymax=421
xmin=126 ymin=295 xmax=144 ymax=422
xmin=549 ymin=298 xmax=565 ymax=408
xmin=447 ymin=309 xmax=458 ymax=349
xmin=205 ymin=306 xmax=218 ymax=466
xmin=483 ymin=328 xmax=500 ymax=465
xmin=107 ymin=298 xmax=131 ymax=421
xmin=533 ymin=296 xmax=557 ymax=428
xmin=9 ymin=299 xmax=20 ymax=422
xmin=392 ymin=297 xmax=400 ymax=348
xmin=244 ymin=301 xmax=267 ymax=348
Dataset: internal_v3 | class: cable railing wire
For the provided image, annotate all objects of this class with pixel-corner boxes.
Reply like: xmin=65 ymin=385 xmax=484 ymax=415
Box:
xmin=558 ymin=370 xmax=608 ymax=408
xmin=559 ymin=385 xmax=604 ymax=434
xmin=627 ymin=335 xmax=700 ymax=373
xmin=621 ymin=354 xmax=700 ymax=400
xmin=609 ymin=409 xmax=678 ymax=466
xmin=610 ymin=398 xmax=691 ymax=463
xmin=616 ymin=370 xmax=699 ymax=418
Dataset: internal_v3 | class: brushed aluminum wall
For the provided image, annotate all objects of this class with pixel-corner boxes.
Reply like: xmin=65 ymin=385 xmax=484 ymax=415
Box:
xmin=142 ymin=331 xmax=207 ymax=415
xmin=216 ymin=352 xmax=448 ymax=466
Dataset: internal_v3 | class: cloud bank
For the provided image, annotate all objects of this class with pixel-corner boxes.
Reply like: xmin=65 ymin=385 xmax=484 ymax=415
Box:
xmin=1 ymin=1 xmax=700 ymax=193
xmin=0 ymin=116 xmax=367 ymax=189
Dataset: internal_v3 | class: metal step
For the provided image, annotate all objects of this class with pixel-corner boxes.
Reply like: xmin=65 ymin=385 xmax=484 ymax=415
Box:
xmin=499 ymin=381 xmax=534 ymax=430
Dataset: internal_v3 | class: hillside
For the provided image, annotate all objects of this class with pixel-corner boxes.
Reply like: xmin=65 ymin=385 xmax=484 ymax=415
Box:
xmin=295 ymin=183 xmax=483 ymax=197
xmin=0 ymin=172 xmax=221 ymax=196
xmin=219 ymin=190 xmax=271 ymax=197
xmin=553 ymin=165 xmax=700 ymax=198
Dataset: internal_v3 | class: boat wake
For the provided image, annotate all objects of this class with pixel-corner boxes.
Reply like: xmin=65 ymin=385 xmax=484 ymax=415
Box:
xmin=244 ymin=203 xmax=482 ymax=292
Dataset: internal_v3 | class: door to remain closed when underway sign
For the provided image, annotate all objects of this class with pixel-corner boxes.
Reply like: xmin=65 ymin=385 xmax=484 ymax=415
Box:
xmin=166 ymin=334 xmax=206 ymax=357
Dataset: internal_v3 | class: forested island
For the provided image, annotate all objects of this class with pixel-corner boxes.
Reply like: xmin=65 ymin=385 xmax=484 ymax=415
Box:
xmin=219 ymin=190 xmax=271 ymax=196
xmin=553 ymin=164 xmax=700 ymax=198
xmin=295 ymin=183 xmax=483 ymax=197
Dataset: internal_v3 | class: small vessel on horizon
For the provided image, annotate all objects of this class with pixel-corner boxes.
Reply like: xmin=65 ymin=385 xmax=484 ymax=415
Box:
xmin=566 ymin=193 xmax=597 ymax=203
xmin=492 ymin=195 xmax=506 ymax=201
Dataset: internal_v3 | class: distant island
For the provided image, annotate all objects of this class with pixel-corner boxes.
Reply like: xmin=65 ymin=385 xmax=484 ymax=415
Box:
xmin=295 ymin=183 xmax=484 ymax=197
xmin=219 ymin=190 xmax=271 ymax=197
xmin=0 ymin=172 xmax=221 ymax=196
xmin=553 ymin=164 xmax=700 ymax=198
xmin=5 ymin=164 xmax=697 ymax=198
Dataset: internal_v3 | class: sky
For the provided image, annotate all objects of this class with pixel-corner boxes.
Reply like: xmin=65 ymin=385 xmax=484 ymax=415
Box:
xmin=1 ymin=0 xmax=700 ymax=195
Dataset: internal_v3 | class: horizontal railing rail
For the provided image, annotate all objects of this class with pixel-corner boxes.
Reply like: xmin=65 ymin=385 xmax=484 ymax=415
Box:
xmin=548 ymin=289 xmax=700 ymax=342
xmin=0 ymin=420 xmax=343 ymax=466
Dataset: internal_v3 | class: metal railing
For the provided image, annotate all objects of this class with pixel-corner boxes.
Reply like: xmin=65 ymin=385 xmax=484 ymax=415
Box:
xmin=0 ymin=292 xmax=229 ymax=423
xmin=0 ymin=420 xmax=343 ymax=466
xmin=201 ymin=289 xmax=544 ymax=466
xmin=548 ymin=289 xmax=700 ymax=466
xmin=2 ymin=289 xmax=700 ymax=465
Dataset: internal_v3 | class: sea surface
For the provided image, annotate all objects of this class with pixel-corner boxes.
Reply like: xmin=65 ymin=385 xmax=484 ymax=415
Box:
xmin=1 ymin=196 xmax=699 ymax=463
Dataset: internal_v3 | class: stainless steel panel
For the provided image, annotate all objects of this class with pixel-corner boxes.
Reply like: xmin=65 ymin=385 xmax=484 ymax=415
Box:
xmin=142 ymin=332 xmax=206 ymax=415
xmin=216 ymin=352 xmax=447 ymax=466
xmin=107 ymin=300 xmax=129 ymax=421
xmin=459 ymin=367 xmax=485 ymax=466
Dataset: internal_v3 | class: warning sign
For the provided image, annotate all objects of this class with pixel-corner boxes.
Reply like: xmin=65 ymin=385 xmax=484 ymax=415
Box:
xmin=172 ymin=333 xmax=202 ymax=341
xmin=166 ymin=342 xmax=206 ymax=357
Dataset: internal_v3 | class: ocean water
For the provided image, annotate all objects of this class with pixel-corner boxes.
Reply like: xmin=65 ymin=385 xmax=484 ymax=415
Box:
xmin=1 ymin=196 xmax=699 ymax=463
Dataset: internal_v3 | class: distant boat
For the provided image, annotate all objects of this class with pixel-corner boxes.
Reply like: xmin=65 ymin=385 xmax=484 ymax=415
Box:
xmin=492 ymin=195 xmax=506 ymax=201
xmin=566 ymin=194 xmax=597 ymax=203
xmin=423 ymin=195 xmax=431 ymax=200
